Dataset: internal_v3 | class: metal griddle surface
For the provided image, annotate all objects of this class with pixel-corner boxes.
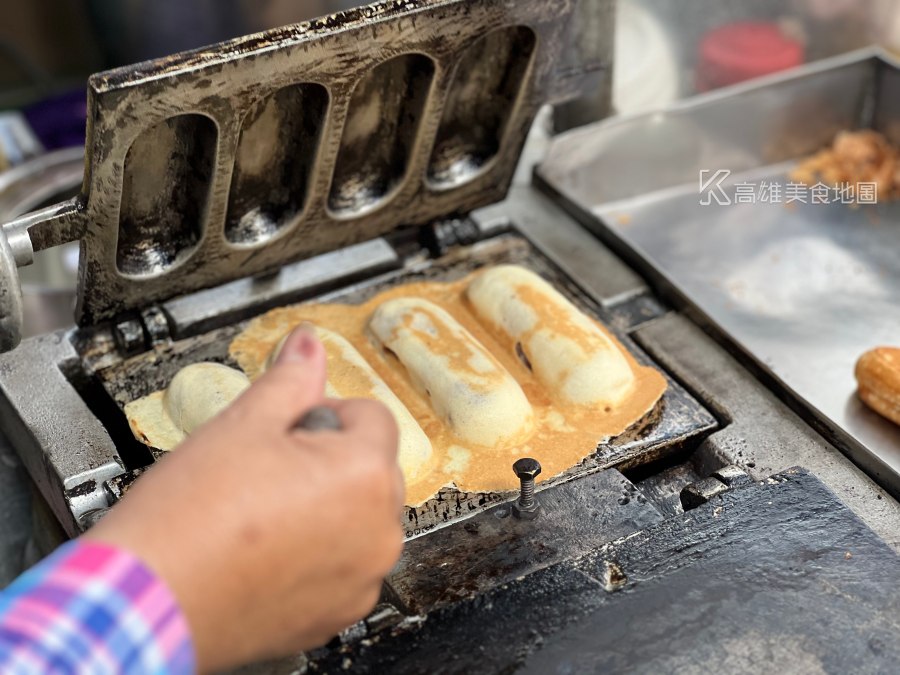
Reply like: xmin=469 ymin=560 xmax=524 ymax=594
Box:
xmin=96 ymin=233 xmax=716 ymax=537
xmin=590 ymin=168 xmax=900 ymax=493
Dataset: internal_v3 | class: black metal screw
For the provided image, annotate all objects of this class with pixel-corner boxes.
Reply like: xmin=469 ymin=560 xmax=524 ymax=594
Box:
xmin=512 ymin=458 xmax=542 ymax=520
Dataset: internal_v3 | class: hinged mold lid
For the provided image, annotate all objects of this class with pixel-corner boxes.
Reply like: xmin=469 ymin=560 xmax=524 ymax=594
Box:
xmin=21 ymin=0 xmax=601 ymax=325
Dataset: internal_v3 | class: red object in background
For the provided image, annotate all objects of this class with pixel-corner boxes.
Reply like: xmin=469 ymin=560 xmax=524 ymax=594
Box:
xmin=696 ymin=22 xmax=805 ymax=92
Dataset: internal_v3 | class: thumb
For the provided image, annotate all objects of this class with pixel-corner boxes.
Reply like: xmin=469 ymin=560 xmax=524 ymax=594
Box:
xmin=232 ymin=326 xmax=328 ymax=428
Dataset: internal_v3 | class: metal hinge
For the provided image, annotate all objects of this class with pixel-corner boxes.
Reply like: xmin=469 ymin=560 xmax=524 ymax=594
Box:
xmin=113 ymin=306 xmax=172 ymax=356
xmin=420 ymin=217 xmax=485 ymax=258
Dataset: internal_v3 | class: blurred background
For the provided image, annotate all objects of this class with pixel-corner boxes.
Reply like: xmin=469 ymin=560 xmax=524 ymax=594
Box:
xmin=0 ymin=0 xmax=898 ymax=338
xmin=3 ymin=0 xmax=899 ymax=114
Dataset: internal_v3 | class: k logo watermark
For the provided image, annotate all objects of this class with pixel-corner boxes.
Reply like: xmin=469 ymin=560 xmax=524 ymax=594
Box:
xmin=699 ymin=169 xmax=732 ymax=206
xmin=698 ymin=170 xmax=878 ymax=206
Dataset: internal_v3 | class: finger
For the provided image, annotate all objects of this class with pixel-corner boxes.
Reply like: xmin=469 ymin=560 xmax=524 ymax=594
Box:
xmin=335 ymin=399 xmax=405 ymax=511
xmin=288 ymin=398 xmax=404 ymax=509
xmin=332 ymin=399 xmax=399 ymax=459
xmin=293 ymin=406 xmax=343 ymax=433
xmin=231 ymin=326 xmax=328 ymax=428
xmin=289 ymin=398 xmax=397 ymax=455
xmin=286 ymin=397 xmax=346 ymax=438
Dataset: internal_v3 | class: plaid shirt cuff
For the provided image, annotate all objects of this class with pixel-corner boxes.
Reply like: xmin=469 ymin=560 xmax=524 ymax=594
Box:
xmin=0 ymin=539 xmax=195 ymax=674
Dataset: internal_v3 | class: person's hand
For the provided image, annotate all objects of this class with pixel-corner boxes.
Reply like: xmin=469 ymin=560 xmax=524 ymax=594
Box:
xmin=84 ymin=327 xmax=405 ymax=672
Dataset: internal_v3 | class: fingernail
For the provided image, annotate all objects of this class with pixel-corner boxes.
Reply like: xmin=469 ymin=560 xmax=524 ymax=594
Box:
xmin=298 ymin=328 xmax=318 ymax=360
xmin=278 ymin=325 xmax=318 ymax=363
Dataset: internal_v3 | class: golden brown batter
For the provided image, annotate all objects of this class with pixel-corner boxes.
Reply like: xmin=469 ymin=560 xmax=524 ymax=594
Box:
xmin=229 ymin=265 xmax=667 ymax=505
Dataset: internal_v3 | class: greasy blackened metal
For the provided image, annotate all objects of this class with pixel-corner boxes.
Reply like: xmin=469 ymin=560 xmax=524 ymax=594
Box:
xmin=64 ymin=480 xmax=98 ymax=499
xmin=226 ymin=83 xmax=328 ymax=246
xmin=4 ymin=0 xmax=595 ymax=327
xmin=552 ymin=0 xmax=615 ymax=133
xmin=421 ymin=218 xmax=482 ymax=257
xmin=98 ymin=325 xmax=245 ymax=407
xmin=365 ymin=604 xmax=404 ymax=635
xmin=712 ymin=464 xmax=752 ymax=488
xmin=308 ymin=470 xmax=900 ymax=673
xmin=628 ymin=462 xmax=703 ymax=518
xmin=387 ymin=469 xmax=663 ymax=615
xmin=428 ymin=26 xmax=537 ymax=187
xmin=679 ymin=476 xmax=729 ymax=511
xmin=114 ymin=318 xmax=145 ymax=356
xmin=105 ymin=468 xmax=147 ymax=502
xmin=141 ymin=307 xmax=171 ymax=346
xmin=339 ymin=621 xmax=368 ymax=646
xmin=605 ymin=293 xmax=668 ymax=332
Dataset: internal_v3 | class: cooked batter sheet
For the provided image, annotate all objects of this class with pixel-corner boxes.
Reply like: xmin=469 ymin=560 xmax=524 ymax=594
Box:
xmin=126 ymin=265 xmax=667 ymax=505
xmin=229 ymin=265 xmax=666 ymax=504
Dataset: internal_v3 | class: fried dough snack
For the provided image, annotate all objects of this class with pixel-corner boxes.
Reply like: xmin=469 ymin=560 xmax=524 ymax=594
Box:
xmin=790 ymin=130 xmax=900 ymax=201
xmin=856 ymin=347 xmax=900 ymax=427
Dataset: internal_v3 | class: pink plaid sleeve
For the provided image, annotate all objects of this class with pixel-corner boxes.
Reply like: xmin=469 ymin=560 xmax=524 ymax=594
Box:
xmin=0 ymin=540 xmax=195 ymax=674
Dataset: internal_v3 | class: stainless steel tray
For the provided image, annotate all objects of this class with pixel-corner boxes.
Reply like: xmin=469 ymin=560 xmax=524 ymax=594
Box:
xmin=537 ymin=49 xmax=900 ymax=497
